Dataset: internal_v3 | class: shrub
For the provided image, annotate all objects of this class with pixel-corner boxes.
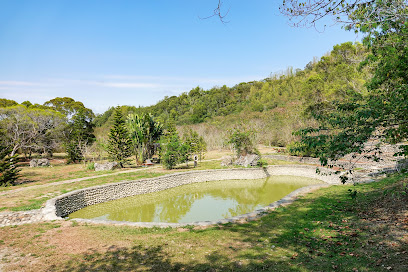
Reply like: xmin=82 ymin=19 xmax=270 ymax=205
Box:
xmin=257 ymin=158 xmax=268 ymax=168
xmin=86 ymin=162 xmax=95 ymax=170
xmin=227 ymin=128 xmax=259 ymax=157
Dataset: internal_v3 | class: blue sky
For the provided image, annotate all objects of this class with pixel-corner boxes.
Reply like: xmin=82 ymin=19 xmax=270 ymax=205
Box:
xmin=0 ymin=0 xmax=361 ymax=113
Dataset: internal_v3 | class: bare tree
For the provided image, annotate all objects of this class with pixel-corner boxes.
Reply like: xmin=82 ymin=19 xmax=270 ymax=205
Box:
xmin=211 ymin=1 xmax=407 ymax=31
xmin=280 ymin=0 xmax=408 ymax=30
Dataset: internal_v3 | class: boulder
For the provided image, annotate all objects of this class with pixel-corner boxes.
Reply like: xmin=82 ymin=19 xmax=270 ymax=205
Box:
xmin=234 ymin=154 xmax=260 ymax=167
xmin=29 ymin=158 xmax=50 ymax=167
xmin=221 ymin=156 xmax=233 ymax=166
xmin=94 ymin=162 xmax=119 ymax=171
xmin=397 ymin=159 xmax=408 ymax=172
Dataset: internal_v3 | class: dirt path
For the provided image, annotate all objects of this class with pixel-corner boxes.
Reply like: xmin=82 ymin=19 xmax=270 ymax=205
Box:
xmin=0 ymin=158 xmax=222 ymax=197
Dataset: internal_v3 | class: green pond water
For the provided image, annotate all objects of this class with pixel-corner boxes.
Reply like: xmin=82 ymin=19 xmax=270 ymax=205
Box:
xmin=68 ymin=175 xmax=322 ymax=223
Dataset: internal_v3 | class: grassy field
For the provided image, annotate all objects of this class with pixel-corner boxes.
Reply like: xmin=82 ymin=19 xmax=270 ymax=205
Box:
xmin=1 ymin=149 xmax=407 ymax=271
xmin=1 ymin=148 xmax=293 ymax=212
xmin=0 ymin=173 xmax=407 ymax=271
xmin=0 ymin=159 xmax=229 ymax=212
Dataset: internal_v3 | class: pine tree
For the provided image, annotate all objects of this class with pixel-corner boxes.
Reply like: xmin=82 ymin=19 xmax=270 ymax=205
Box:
xmin=0 ymin=145 xmax=20 ymax=186
xmin=65 ymin=109 xmax=95 ymax=163
xmin=106 ymin=107 xmax=132 ymax=167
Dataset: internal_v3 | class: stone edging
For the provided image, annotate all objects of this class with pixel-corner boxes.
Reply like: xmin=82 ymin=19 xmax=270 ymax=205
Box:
xmin=41 ymin=165 xmax=340 ymax=227
xmin=70 ymin=183 xmax=330 ymax=228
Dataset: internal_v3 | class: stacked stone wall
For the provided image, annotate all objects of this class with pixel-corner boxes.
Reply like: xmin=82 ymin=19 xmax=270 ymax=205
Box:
xmin=43 ymin=166 xmax=338 ymax=221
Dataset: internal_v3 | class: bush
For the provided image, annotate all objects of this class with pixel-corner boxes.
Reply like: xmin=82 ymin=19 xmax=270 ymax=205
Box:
xmin=227 ymin=128 xmax=259 ymax=157
xmin=161 ymin=134 xmax=189 ymax=170
xmin=287 ymin=141 xmax=318 ymax=157
xmin=86 ymin=162 xmax=95 ymax=170
xmin=257 ymin=158 xmax=268 ymax=168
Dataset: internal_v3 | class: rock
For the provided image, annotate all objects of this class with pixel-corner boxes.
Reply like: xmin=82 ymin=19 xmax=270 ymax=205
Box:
xmin=234 ymin=154 xmax=260 ymax=167
xmin=221 ymin=156 xmax=233 ymax=166
xmin=29 ymin=158 xmax=50 ymax=167
xmin=397 ymin=158 xmax=408 ymax=172
xmin=94 ymin=162 xmax=118 ymax=171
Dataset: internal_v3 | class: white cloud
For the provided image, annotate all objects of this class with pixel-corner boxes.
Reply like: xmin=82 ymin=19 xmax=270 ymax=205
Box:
xmin=0 ymin=81 xmax=43 ymax=87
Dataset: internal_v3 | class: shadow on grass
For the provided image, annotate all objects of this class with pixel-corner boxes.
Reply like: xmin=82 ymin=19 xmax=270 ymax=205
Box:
xmin=57 ymin=175 xmax=408 ymax=271
xmin=55 ymin=244 xmax=303 ymax=272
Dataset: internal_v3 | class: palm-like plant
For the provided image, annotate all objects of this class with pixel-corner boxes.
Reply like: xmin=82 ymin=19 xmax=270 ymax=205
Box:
xmin=126 ymin=113 xmax=163 ymax=164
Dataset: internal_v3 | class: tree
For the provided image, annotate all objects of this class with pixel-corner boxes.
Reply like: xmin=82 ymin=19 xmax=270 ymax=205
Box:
xmin=160 ymin=120 xmax=189 ymax=170
xmin=142 ymin=113 xmax=163 ymax=160
xmin=183 ymin=128 xmax=207 ymax=161
xmin=279 ymin=0 xmax=408 ymax=29
xmin=0 ymin=98 xmax=18 ymax=108
xmin=0 ymin=145 xmax=20 ymax=186
xmin=65 ymin=109 xmax=96 ymax=163
xmin=126 ymin=113 xmax=163 ymax=164
xmin=106 ymin=107 xmax=132 ymax=167
xmin=228 ymin=127 xmax=259 ymax=157
xmin=21 ymin=101 xmax=33 ymax=108
xmin=126 ymin=113 xmax=145 ymax=164
xmin=161 ymin=133 xmax=189 ymax=170
xmin=286 ymin=0 xmax=408 ymax=181
xmin=0 ymin=106 xmax=65 ymax=157
xmin=44 ymin=97 xmax=94 ymax=120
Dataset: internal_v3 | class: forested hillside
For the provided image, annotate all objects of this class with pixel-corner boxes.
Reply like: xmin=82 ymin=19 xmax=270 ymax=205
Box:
xmin=94 ymin=42 xmax=370 ymax=149
xmin=0 ymin=42 xmax=370 ymax=156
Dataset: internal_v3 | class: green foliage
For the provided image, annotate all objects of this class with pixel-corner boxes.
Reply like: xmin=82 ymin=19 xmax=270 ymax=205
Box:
xmin=0 ymin=105 xmax=66 ymax=157
xmin=44 ymin=97 xmax=94 ymax=120
xmin=160 ymin=125 xmax=189 ymax=170
xmin=293 ymin=8 xmax=408 ymax=174
xmin=257 ymin=158 xmax=268 ymax=168
xmin=228 ymin=127 xmax=259 ymax=157
xmin=0 ymin=97 xmax=94 ymax=160
xmin=86 ymin=162 xmax=95 ymax=170
xmin=182 ymin=128 xmax=207 ymax=161
xmin=65 ymin=109 xmax=96 ymax=163
xmin=287 ymin=141 xmax=317 ymax=157
xmin=382 ymin=181 xmax=408 ymax=200
xmin=0 ymin=145 xmax=20 ymax=186
xmin=94 ymin=105 xmax=143 ymax=128
xmin=0 ymin=98 xmax=18 ymax=108
xmin=106 ymin=107 xmax=132 ymax=167
xmin=347 ymin=188 xmax=358 ymax=200
xmin=92 ymin=42 xmax=369 ymax=151
xmin=126 ymin=113 xmax=163 ymax=164
xmin=21 ymin=101 xmax=33 ymax=108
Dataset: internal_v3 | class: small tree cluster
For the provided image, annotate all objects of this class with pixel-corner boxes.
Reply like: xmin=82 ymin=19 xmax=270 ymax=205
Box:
xmin=0 ymin=97 xmax=97 ymax=166
xmin=0 ymin=106 xmax=66 ymax=157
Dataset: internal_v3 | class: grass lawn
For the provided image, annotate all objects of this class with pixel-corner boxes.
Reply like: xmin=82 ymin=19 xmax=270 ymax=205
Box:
xmin=1 ymin=172 xmax=407 ymax=271
xmin=0 ymin=156 xmax=227 ymax=212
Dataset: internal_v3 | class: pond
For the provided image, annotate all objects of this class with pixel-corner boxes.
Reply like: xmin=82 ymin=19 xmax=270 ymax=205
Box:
xmin=68 ymin=175 xmax=322 ymax=223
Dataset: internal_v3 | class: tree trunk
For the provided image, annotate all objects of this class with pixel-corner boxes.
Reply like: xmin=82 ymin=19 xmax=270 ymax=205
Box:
xmin=10 ymin=145 xmax=19 ymax=157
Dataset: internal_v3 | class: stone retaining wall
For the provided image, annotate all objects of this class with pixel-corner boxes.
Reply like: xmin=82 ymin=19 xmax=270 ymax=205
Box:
xmin=0 ymin=210 xmax=43 ymax=227
xmin=42 ymin=165 xmax=339 ymax=222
